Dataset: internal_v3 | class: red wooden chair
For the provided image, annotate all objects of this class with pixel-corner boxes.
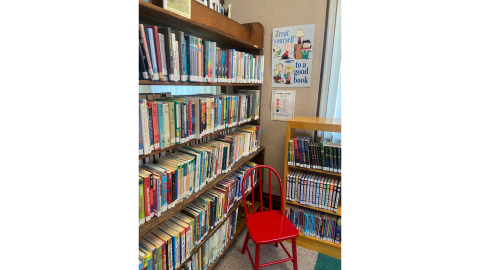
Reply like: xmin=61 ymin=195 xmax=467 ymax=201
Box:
xmin=241 ymin=165 xmax=299 ymax=270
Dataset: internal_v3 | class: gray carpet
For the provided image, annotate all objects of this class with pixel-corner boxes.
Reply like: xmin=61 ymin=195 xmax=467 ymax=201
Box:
xmin=213 ymin=226 xmax=319 ymax=270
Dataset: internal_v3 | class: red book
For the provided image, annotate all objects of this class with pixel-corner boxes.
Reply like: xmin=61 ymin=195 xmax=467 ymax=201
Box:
xmin=167 ymin=172 xmax=173 ymax=206
xmin=148 ymin=233 xmax=167 ymax=270
xmin=139 ymin=171 xmax=151 ymax=222
xmin=202 ymin=44 xmax=205 ymax=79
xmin=213 ymin=187 xmax=228 ymax=217
xmin=144 ymin=26 xmax=165 ymax=82
xmin=147 ymin=101 xmax=160 ymax=150
xmin=141 ymin=167 xmax=163 ymax=217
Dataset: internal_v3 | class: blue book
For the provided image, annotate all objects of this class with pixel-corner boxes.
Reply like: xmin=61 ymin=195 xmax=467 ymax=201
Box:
xmin=193 ymin=36 xmax=197 ymax=80
xmin=139 ymin=104 xmax=143 ymax=155
xmin=191 ymin=104 xmax=195 ymax=137
xmin=143 ymin=163 xmax=168 ymax=211
xmin=157 ymin=102 xmax=165 ymax=149
xmin=188 ymin=205 xmax=203 ymax=240
xmin=221 ymin=50 xmax=225 ymax=81
xmin=160 ymin=225 xmax=179 ymax=269
xmin=147 ymin=28 xmax=159 ymax=81
xmin=148 ymin=109 xmax=154 ymax=149
xmin=184 ymin=35 xmax=191 ymax=81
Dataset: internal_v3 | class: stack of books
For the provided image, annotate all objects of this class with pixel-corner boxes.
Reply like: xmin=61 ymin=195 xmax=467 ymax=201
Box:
xmin=140 ymin=206 xmax=240 ymax=270
xmin=196 ymin=0 xmax=232 ymax=18
xmin=140 ymin=24 xmax=264 ymax=83
xmin=287 ymin=137 xmax=341 ymax=173
xmin=286 ymin=205 xmax=341 ymax=245
xmin=139 ymin=130 xmax=261 ymax=225
xmin=139 ymin=92 xmax=261 ymax=155
xmin=286 ymin=172 xmax=340 ymax=213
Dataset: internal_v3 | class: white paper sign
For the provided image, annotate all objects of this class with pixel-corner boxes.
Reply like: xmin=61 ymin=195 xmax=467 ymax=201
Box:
xmin=271 ymin=90 xmax=296 ymax=121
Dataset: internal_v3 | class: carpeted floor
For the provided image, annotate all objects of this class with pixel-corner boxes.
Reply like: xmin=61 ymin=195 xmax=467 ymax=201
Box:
xmin=212 ymin=227 xmax=341 ymax=270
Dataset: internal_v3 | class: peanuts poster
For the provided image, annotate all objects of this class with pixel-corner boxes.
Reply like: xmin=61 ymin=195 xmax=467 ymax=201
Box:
xmin=272 ymin=24 xmax=315 ymax=87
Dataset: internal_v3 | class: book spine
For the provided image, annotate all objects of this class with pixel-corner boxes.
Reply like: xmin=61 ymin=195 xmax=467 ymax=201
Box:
xmin=150 ymin=102 xmax=160 ymax=150
xmin=334 ymin=182 xmax=341 ymax=212
xmin=139 ymin=43 xmax=149 ymax=80
xmin=139 ymin=178 xmax=145 ymax=225
xmin=180 ymin=32 xmax=187 ymax=82
xmin=157 ymin=103 xmax=165 ymax=149
xmin=158 ymin=34 xmax=168 ymax=81
xmin=167 ymin=29 xmax=175 ymax=81
xmin=139 ymin=24 xmax=154 ymax=80
xmin=151 ymin=27 xmax=164 ymax=81
xmin=139 ymin=105 xmax=144 ymax=155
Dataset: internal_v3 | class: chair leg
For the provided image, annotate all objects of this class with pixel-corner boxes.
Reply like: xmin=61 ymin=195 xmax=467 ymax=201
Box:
xmin=255 ymin=244 xmax=261 ymax=270
xmin=292 ymin=238 xmax=298 ymax=270
xmin=242 ymin=231 xmax=250 ymax=254
xmin=274 ymin=241 xmax=279 ymax=247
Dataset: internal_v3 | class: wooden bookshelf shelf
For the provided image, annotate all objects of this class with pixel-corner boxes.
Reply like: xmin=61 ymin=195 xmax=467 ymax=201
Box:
xmin=283 ymin=117 xmax=341 ymax=259
xmin=287 ymin=165 xmax=341 ymax=177
xmin=287 ymin=201 xmax=341 ymax=216
xmin=139 ymin=120 xmax=259 ymax=160
xmin=287 ymin=116 xmax=341 ymax=133
xmin=139 ymin=80 xmax=262 ymax=86
xmin=139 ymin=0 xmax=263 ymax=50
xmin=139 ymin=146 xmax=264 ymax=239
xmin=298 ymin=232 xmax=341 ymax=249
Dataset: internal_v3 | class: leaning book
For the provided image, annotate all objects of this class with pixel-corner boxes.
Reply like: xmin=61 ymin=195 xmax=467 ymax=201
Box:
xmin=164 ymin=0 xmax=191 ymax=19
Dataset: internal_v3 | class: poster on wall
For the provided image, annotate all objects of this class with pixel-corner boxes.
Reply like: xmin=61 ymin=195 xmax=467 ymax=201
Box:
xmin=271 ymin=90 xmax=296 ymax=121
xmin=272 ymin=24 xmax=315 ymax=87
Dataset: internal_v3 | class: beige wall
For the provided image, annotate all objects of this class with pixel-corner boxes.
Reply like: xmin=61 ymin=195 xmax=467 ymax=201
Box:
xmin=227 ymin=0 xmax=328 ymax=196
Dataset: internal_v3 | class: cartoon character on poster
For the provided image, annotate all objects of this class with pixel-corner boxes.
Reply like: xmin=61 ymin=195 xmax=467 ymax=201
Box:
xmin=271 ymin=24 xmax=315 ymax=87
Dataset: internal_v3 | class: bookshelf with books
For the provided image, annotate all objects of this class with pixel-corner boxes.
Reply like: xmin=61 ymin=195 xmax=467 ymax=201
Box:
xmin=139 ymin=2 xmax=265 ymax=269
xmin=283 ymin=116 xmax=341 ymax=259
xmin=139 ymin=0 xmax=264 ymax=86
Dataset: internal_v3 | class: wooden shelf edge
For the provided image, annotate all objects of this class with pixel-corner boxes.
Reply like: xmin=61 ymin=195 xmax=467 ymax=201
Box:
xmin=286 ymin=201 xmax=341 ymax=216
xmin=139 ymin=80 xmax=262 ymax=86
xmin=139 ymin=146 xmax=265 ymax=238
xmin=288 ymin=166 xmax=341 ymax=177
xmin=297 ymin=232 xmax=341 ymax=249
xmin=140 ymin=120 xmax=259 ymax=160
xmin=139 ymin=0 xmax=263 ymax=50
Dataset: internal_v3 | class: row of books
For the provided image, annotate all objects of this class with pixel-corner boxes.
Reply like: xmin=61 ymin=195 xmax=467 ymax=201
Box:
xmin=286 ymin=171 xmax=341 ymax=213
xmin=139 ymin=129 xmax=261 ymax=224
xmin=287 ymin=137 xmax=342 ymax=173
xmin=195 ymin=0 xmax=232 ymax=18
xmin=139 ymin=91 xmax=261 ymax=155
xmin=286 ymin=205 xmax=341 ymax=245
xmin=139 ymin=206 xmax=240 ymax=270
xmin=139 ymin=24 xmax=264 ymax=83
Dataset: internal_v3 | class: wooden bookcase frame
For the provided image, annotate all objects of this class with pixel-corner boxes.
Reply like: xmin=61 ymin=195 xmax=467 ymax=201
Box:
xmin=283 ymin=116 xmax=341 ymax=259
xmin=139 ymin=1 xmax=265 ymax=268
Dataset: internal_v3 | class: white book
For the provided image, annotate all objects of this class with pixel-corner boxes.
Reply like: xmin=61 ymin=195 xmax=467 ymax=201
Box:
xmin=163 ymin=103 xmax=171 ymax=147
xmin=140 ymin=100 xmax=151 ymax=155
xmin=175 ymin=40 xmax=180 ymax=81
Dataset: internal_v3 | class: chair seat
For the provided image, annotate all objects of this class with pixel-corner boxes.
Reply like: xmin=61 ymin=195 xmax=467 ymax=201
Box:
xmin=246 ymin=210 xmax=299 ymax=244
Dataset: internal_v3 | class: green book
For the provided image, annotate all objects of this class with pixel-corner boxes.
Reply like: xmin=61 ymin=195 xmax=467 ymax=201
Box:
xmin=139 ymin=176 xmax=145 ymax=226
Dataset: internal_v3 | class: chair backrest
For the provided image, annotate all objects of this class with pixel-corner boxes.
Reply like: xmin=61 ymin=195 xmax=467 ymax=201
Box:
xmin=241 ymin=165 xmax=284 ymax=222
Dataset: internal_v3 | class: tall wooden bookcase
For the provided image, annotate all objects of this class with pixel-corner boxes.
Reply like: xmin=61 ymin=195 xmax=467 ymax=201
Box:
xmin=139 ymin=1 xmax=265 ymax=269
xmin=283 ymin=116 xmax=341 ymax=259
